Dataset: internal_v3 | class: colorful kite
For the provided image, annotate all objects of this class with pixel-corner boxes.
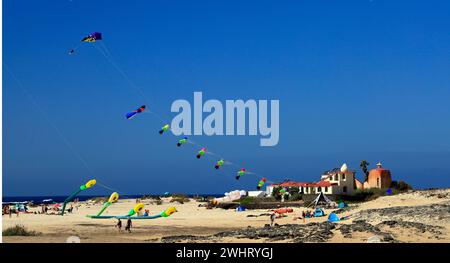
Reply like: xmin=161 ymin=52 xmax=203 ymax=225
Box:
xmin=159 ymin=124 xmax=170 ymax=134
xmin=215 ymin=159 xmax=224 ymax=169
xmin=61 ymin=179 xmax=96 ymax=215
xmin=177 ymin=137 xmax=188 ymax=147
xmin=70 ymin=32 xmax=103 ymax=54
xmin=96 ymin=192 xmax=119 ymax=216
xmin=88 ymin=204 xmax=177 ymax=219
xmin=82 ymin=32 xmax=102 ymax=42
xmin=235 ymin=169 xmax=246 ymax=180
xmin=196 ymin=148 xmax=206 ymax=159
xmin=126 ymin=105 xmax=146 ymax=119
xmin=256 ymin=178 xmax=266 ymax=190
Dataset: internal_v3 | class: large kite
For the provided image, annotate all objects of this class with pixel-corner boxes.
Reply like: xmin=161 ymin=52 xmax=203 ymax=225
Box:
xmin=96 ymin=192 xmax=119 ymax=216
xmin=88 ymin=203 xmax=177 ymax=219
xmin=61 ymin=179 xmax=96 ymax=215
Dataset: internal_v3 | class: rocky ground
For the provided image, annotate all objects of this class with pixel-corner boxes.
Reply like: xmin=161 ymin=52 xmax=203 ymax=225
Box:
xmin=160 ymin=190 xmax=450 ymax=243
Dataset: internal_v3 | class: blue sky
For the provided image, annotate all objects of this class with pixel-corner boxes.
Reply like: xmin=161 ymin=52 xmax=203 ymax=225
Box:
xmin=3 ymin=0 xmax=450 ymax=196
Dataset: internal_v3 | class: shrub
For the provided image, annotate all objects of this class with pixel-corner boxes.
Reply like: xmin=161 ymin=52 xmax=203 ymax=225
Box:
xmin=271 ymin=186 xmax=283 ymax=200
xmin=238 ymin=196 xmax=259 ymax=205
xmin=3 ymin=225 xmax=40 ymax=236
xmin=391 ymin=180 xmax=413 ymax=192
xmin=170 ymin=196 xmax=190 ymax=204
xmin=288 ymin=193 xmax=302 ymax=201
xmin=288 ymin=187 xmax=299 ymax=195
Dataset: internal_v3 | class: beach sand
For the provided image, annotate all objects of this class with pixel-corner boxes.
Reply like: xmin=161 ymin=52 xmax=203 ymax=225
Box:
xmin=3 ymin=189 xmax=449 ymax=243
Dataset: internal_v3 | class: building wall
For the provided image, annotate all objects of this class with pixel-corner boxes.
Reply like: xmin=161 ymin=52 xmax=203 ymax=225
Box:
xmin=323 ymin=172 xmax=355 ymax=195
xmin=367 ymin=169 xmax=392 ymax=189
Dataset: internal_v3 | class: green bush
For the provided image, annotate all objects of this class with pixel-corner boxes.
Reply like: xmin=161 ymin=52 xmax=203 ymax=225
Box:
xmin=238 ymin=196 xmax=258 ymax=205
xmin=288 ymin=193 xmax=302 ymax=201
xmin=288 ymin=187 xmax=299 ymax=195
xmin=271 ymin=186 xmax=283 ymax=200
xmin=391 ymin=180 xmax=413 ymax=192
xmin=3 ymin=225 xmax=40 ymax=236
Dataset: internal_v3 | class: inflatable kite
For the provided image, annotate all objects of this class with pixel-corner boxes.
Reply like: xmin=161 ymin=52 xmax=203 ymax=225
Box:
xmin=256 ymin=178 xmax=266 ymax=190
xmin=196 ymin=148 xmax=206 ymax=159
xmin=212 ymin=190 xmax=247 ymax=205
xmin=126 ymin=105 xmax=146 ymax=119
xmin=159 ymin=124 xmax=170 ymax=134
xmin=177 ymin=137 xmax=188 ymax=147
xmin=61 ymin=179 xmax=96 ymax=215
xmin=235 ymin=168 xmax=246 ymax=180
xmin=88 ymin=203 xmax=177 ymax=219
xmin=215 ymin=159 xmax=224 ymax=169
xmin=96 ymin=192 xmax=119 ymax=216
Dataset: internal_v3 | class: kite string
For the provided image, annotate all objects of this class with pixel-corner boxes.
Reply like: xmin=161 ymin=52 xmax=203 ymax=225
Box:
xmin=5 ymin=64 xmax=135 ymax=198
xmin=93 ymin=42 xmax=270 ymax=188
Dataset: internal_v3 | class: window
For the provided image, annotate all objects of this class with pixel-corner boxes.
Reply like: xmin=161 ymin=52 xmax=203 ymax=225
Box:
xmin=377 ymin=178 xmax=380 ymax=187
xmin=325 ymin=186 xmax=328 ymax=192
xmin=343 ymin=186 xmax=347 ymax=193
xmin=334 ymin=174 xmax=338 ymax=181
xmin=317 ymin=187 xmax=322 ymax=192
xmin=342 ymin=173 xmax=346 ymax=180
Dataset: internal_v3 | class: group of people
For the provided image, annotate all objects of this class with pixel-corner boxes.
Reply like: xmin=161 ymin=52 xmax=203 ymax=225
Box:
xmin=115 ymin=218 xmax=133 ymax=233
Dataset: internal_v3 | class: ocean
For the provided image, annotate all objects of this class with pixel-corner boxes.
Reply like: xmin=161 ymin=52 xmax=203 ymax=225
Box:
xmin=2 ymin=194 xmax=223 ymax=204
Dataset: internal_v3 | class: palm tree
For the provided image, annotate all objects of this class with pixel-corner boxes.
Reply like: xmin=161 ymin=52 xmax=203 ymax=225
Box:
xmin=359 ymin=160 xmax=370 ymax=182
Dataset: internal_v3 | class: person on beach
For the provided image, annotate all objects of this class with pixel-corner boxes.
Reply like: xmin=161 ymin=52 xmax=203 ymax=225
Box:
xmin=125 ymin=218 xmax=132 ymax=233
xmin=302 ymin=211 xmax=306 ymax=223
xmin=270 ymin=213 xmax=276 ymax=227
xmin=116 ymin=219 xmax=122 ymax=232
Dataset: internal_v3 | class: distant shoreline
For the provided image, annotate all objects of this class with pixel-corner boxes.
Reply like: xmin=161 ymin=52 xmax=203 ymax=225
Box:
xmin=2 ymin=194 xmax=223 ymax=204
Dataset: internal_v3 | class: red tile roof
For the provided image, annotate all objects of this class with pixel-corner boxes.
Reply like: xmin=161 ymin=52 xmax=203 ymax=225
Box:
xmin=271 ymin=180 xmax=337 ymax=187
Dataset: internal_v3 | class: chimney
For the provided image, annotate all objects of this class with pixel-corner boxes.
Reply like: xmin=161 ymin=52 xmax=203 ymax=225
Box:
xmin=376 ymin=162 xmax=382 ymax=168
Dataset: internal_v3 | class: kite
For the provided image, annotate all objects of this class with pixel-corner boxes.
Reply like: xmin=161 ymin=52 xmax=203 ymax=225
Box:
xmin=215 ymin=159 xmax=224 ymax=169
xmin=177 ymin=137 xmax=188 ymax=147
xmin=128 ymin=203 xmax=145 ymax=217
xmin=82 ymin=32 xmax=102 ymax=42
xmin=96 ymin=192 xmax=119 ymax=216
xmin=69 ymin=32 xmax=103 ymax=54
xmin=126 ymin=105 xmax=146 ymax=119
xmin=235 ymin=168 xmax=246 ymax=180
xmin=88 ymin=204 xmax=177 ymax=219
xmin=212 ymin=190 xmax=247 ymax=205
xmin=256 ymin=178 xmax=266 ymax=190
xmin=61 ymin=179 xmax=96 ymax=215
xmin=196 ymin=148 xmax=206 ymax=159
xmin=159 ymin=124 xmax=170 ymax=134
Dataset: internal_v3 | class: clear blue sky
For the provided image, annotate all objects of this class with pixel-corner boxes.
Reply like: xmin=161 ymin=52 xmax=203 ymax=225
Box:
xmin=3 ymin=0 xmax=450 ymax=196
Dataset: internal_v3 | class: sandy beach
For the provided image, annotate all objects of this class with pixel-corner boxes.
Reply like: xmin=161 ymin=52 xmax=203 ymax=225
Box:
xmin=3 ymin=189 xmax=449 ymax=243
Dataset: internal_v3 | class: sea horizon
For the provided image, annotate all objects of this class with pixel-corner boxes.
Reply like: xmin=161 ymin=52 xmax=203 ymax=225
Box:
xmin=2 ymin=193 xmax=224 ymax=204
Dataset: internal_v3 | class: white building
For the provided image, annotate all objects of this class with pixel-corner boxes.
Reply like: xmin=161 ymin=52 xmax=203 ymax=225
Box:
xmin=266 ymin=165 xmax=356 ymax=196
